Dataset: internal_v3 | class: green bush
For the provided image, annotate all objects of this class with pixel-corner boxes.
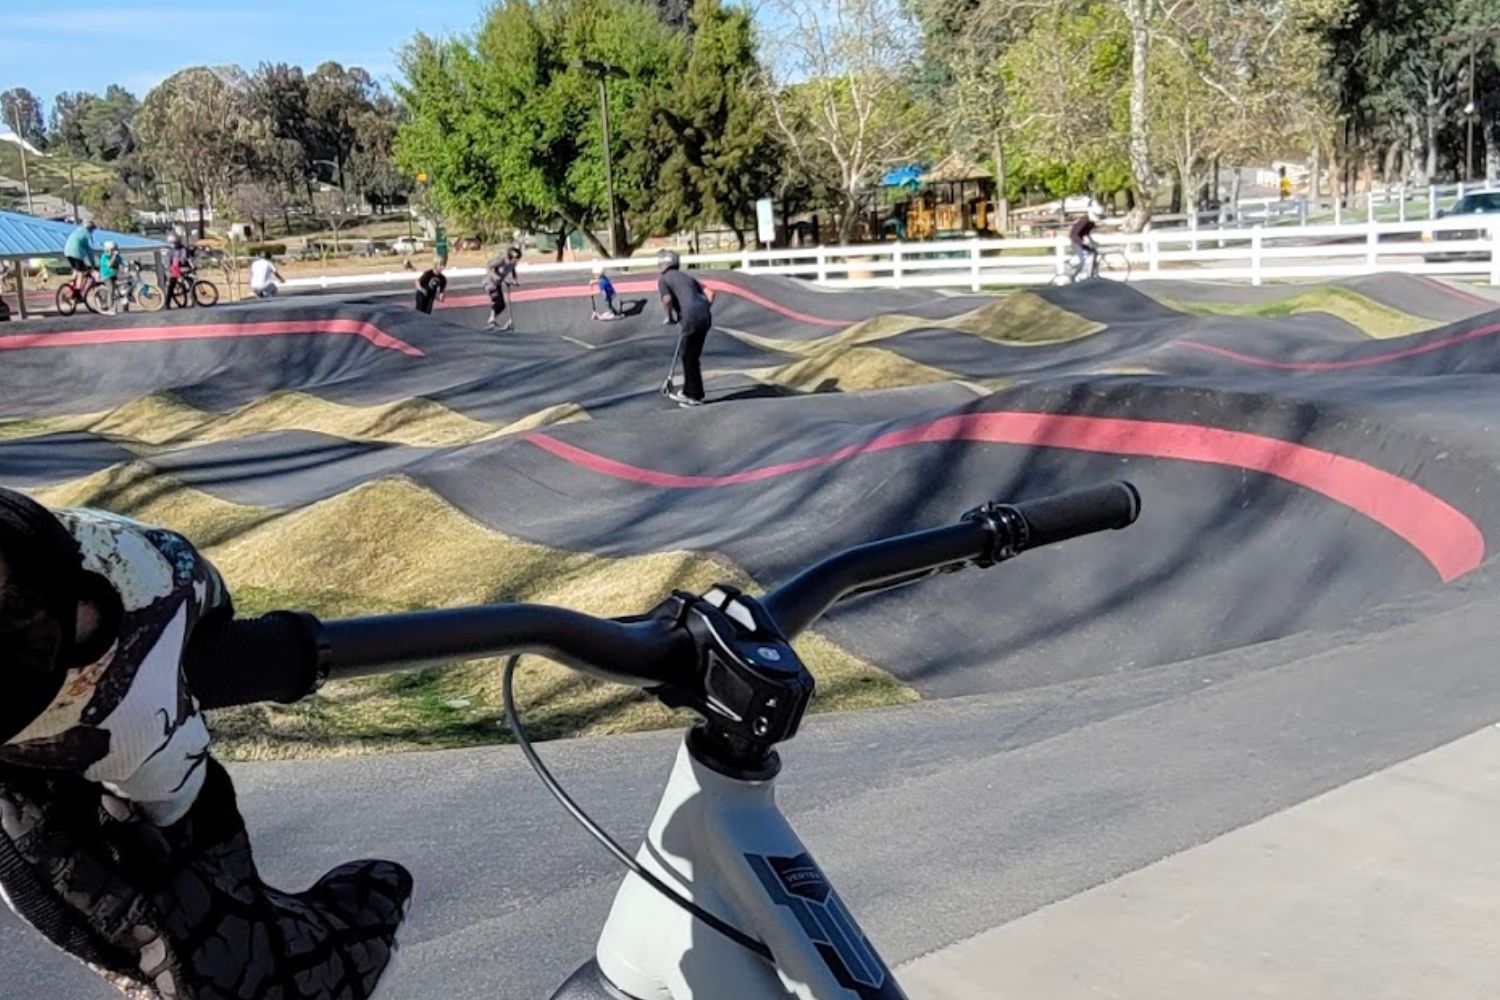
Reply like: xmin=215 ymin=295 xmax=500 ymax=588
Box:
xmin=241 ymin=243 xmax=288 ymax=258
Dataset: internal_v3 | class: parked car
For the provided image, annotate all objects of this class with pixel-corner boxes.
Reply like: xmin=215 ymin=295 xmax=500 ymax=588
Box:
xmin=454 ymin=236 xmax=483 ymax=251
xmin=1423 ymin=191 xmax=1500 ymax=262
xmin=392 ymin=236 xmax=425 ymax=254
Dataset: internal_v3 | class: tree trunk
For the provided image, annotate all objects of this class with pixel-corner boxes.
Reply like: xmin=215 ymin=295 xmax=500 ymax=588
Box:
xmin=554 ymin=227 xmax=567 ymax=262
xmin=1408 ymin=116 xmax=1425 ymax=186
xmin=1229 ymin=169 xmax=1242 ymax=218
xmin=838 ymin=195 xmax=861 ymax=244
xmin=1424 ymin=102 xmax=1440 ymax=184
xmin=197 ymin=201 xmax=207 ymax=240
xmin=1310 ymin=145 xmax=1321 ymax=205
xmin=1169 ymin=172 xmax=1182 ymax=214
xmin=992 ymin=131 xmax=1010 ymax=234
xmin=1123 ymin=0 xmax=1156 ymax=232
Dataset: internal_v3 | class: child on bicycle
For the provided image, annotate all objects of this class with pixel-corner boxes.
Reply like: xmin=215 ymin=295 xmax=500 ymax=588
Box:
xmin=591 ymin=265 xmax=623 ymax=320
xmin=165 ymin=233 xmax=193 ymax=309
xmin=98 ymin=240 xmax=123 ymax=313
xmin=63 ymin=221 xmax=96 ymax=296
xmin=0 ymin=486 xmax=410 ymax=999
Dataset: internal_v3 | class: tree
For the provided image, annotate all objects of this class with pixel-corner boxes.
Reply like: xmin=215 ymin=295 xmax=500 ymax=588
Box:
xmin=396 ymin=0 xmax=682 ymax=257
xmin=626 ymin=0 xmax=783 ymax=245
xmin=346 ymin=98 xmax=410 ymax=211
xmin=83 ymin=85 xmax=140 ymax=161
xmin=81 ymin=180 xmax=134 ymax=230
xmin=1 ymin=88 xmax=45 ymax=146
xmin=307 ymin=62 xmax=381 ymax=188
xmin=137 ymin=67 xmax=259 ymax=238
xmin=231 ymin=181 xmax=283 ymax=239
xmin=50 ymin=92 xmax=97 ymax=157
xmin=764 ymin=0 xmax=933 ymax=242
xmin=249 ymin=63 xmax=317 ymax=204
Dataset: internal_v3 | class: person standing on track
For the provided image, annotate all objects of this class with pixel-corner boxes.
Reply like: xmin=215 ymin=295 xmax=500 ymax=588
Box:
xmin=164 ymin=233 xmax=193 ymax=310
xmin=657 ymin=249 xmax=715 ymax=407
xmin=1069 ymin=206 xmax=1103 ymax=279
xmin=63 ymin=220 xmax=96 ymax=296
xmin=485 ymin=247 xmax=522 ymax=330
xmin=414 ymin=261 xmax=447 ymax=314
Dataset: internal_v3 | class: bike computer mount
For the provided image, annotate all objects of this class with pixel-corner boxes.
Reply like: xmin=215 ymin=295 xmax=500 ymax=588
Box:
xmin=648 ymin=586 xmax=814 ymax=777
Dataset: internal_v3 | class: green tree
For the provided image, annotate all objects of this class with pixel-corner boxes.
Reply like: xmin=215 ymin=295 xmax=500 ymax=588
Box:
xmin=396 ymin=0 xmax=682 ymax=257
xmin=627 ymin=0 xmax=782 ymax=245
xmin=1 ymin=88 xmax=45 ymax=146
xmin=137 ymin=67 xmax=259 ymax=237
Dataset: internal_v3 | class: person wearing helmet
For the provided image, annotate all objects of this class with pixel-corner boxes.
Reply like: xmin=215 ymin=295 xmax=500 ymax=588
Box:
xmin=1068 ymin=204 xmax=1105 ymax=279
xmin=98 ymin=239 xmax=123 ymax=314
xmin=657 ymin=249 xmax=715 ymax=407
xmin=484 ymin=247 xmax=523 ymax=331
xmin=164 ymin=232 xmax=194 ymax=310
xmin=63 ymin=220 xmax=97 ymax=297
xmin=0 ymin=486 xmax=410 ymax=1000
xmin=590 ymin=264 xmax=622 ymax=320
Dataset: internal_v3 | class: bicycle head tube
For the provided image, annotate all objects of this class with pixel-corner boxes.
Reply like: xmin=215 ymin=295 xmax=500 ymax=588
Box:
xmin=646 ymin=587 xmax=814 ymax=777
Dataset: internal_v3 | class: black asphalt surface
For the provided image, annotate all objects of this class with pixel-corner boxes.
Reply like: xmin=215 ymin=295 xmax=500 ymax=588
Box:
xmin=4 ymin=272 xmax=1500 ymax=996
xmin=6 ymin=574 xmax=1499 ymax=999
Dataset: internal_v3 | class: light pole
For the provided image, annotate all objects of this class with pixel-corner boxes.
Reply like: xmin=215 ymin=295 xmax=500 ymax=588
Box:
xmin=581 ymin=59 xmax=628 ymax=257
xmin=1440 ymin=26 xmax=1500 ymax=182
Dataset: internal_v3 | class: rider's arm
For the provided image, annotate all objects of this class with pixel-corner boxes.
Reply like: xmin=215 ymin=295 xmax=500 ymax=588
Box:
xmin=0 ymin=497 xmax=409 ymax=1000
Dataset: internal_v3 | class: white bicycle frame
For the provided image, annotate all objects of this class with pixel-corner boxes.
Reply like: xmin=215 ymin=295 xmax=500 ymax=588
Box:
xmin=571 ymin=736 xmax=907 ymax=999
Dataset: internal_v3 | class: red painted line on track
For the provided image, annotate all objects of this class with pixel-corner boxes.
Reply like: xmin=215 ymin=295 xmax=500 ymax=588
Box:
xmin=0 ymin=318 xmax=425 ymax=357
xmin=1180 ymin=319 xmax=1500 ymax=371
xmin=525 ymin=411 xmax=1485 ymax=582
xmin=442 ymin=280 xmax=849 ymax=329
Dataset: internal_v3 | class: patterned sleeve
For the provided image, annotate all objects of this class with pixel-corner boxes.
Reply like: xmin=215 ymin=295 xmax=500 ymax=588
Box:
xmin=0 ymin=510 xmax=232 ymax=826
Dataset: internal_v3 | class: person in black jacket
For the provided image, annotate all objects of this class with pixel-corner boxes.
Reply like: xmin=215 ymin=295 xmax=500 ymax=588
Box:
xmin=657 ymin=249 xmax=715 ymax=407
xmin=414 ymin=261 xmax=447 ymax=314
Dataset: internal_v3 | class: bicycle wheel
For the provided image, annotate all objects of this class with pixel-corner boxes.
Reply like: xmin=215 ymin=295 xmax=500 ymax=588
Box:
xmin=55 ymin=284 xmax=79 ymax=316
xmin=133 ymin=281 xmax=166 ymax=312
xmin=192 ymin=279 xmax=220 ymax=308
xmin=86 ymin=283 xmax=113 ymax=315
xmin=1099 ymin=251 xmax=1131 ymax=282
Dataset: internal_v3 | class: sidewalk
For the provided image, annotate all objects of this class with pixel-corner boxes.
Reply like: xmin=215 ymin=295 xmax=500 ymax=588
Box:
xmin=898 ymin=724 xmax=1500 ymax=1000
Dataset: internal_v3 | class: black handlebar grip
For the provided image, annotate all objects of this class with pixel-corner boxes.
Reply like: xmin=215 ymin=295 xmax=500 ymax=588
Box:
xmin=184 ymin=612 xmax=329 ymax=709
xmin=1008 ymin=481 xmax=1141 ymax=551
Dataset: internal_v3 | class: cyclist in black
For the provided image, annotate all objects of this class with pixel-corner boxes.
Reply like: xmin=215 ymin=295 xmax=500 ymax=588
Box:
xmin=1069 ymin=206 xmax=1104 ymax=279
xmin=657 ymin=249 xmax=715 ymax=407
xmin=414 ymin=261 xmax=447 ymax=314
xmin=0 ymin=487 xmax=410 ymax=1000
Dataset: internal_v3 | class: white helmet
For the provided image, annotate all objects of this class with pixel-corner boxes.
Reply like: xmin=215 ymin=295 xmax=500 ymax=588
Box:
xmin=592 ymin=264 xmax=605 ymax=277
xmin=657 ymin=249 xmax=680 ymax=272
xmin=103 ymin=240 xmax=118 ymax=252
xmin=1088 ymin=205 xmax=1105 ymax=222
xmin=166 ymin=233 xmax=180 ymax=247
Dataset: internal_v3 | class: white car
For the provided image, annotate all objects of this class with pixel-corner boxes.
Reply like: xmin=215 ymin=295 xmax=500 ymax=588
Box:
xmin=392 ymin=237 xmax=425 ymax=254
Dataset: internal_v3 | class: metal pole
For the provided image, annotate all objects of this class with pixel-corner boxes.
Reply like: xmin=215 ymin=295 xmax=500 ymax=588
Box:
xmin=13 ymin=260 xmax=27 ymax=319
xmin=598 ymin=74 xmax=618 ymax=259
xmin=1468 ymin=42 xmax=1477 ymax=183
xmin=67 ymin=155 xmax=78 ymax=220
xmin=7 ymin=106 xmax=33 ymax=215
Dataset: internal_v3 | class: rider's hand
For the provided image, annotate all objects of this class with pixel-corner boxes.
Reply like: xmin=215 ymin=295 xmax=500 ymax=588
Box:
xmin=0 ymin=505 xmax=410 ymax=999
xmin=0 ymin=759 xmax=410 ymax=1000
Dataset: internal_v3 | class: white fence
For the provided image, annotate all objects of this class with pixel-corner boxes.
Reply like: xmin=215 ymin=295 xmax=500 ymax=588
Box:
xmin=285 ymin=216 xmax=1500 ymax=295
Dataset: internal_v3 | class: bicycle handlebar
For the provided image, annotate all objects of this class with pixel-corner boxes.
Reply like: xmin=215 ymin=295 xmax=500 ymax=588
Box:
xmin=185 ymin=482 xmax=1140 ymax=710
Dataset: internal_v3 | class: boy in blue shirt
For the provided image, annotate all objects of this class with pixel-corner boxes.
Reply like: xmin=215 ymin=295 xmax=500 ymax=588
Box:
xmin=98 ymin=240 xmax=123 ymax=313
xmin=591 ymin=265 xmax=623 ymax=320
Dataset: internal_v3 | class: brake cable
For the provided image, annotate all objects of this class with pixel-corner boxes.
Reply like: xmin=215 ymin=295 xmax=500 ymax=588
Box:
xmin=501 ymin=655 xmax=774 ymax=961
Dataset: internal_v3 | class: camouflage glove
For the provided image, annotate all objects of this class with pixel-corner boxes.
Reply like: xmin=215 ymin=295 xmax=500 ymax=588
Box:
xmin=0 ymin=758 xmax=410 ymax=999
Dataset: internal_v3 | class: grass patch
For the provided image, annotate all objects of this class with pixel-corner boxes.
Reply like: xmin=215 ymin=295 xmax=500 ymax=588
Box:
xmin=0 ymin=392 xmax=586 ymax=449
xmin=23 ymin=471 xmax=913 ymax=758
xmin=1157 ymin=286 xmax=1433 ymax=339
xmin=768 ymin=344 xmax=968 ymax=392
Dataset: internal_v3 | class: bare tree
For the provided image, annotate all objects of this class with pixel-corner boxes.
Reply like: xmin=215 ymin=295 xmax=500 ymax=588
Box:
xmin=764 ymin=0 xmax=932 ymax=242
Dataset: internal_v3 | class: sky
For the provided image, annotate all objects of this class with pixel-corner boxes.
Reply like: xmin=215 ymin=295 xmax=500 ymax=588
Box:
xmin=0 ymin=0 xmax=493 ymax=110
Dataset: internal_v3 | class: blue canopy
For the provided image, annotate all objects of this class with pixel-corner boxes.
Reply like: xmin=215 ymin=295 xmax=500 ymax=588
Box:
xmin=0 ymin=210 xmax=163 ymax=260
xmin=881 ymin=165 xmax=926 ymax=189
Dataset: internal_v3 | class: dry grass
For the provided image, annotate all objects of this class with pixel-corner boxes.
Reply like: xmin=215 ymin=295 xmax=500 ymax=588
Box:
xmin=768 ymin=344 xmax=966 ymax=392
xmin=23 ymin=472 xmax=913 ymax=758
xmin=0 ymin=392 xmax=586 ymax=450
xmin=1156 ymin=286 xmax=1433 ymax=339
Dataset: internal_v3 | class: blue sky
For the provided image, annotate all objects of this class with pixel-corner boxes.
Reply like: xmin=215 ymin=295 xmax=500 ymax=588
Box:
xmin=0 ymin=1 xmax=492 ymax=110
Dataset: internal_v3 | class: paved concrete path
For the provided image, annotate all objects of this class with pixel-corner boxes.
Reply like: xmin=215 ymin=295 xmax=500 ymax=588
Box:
xmin=900 ymin=724 xmax=1500 ymax=999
